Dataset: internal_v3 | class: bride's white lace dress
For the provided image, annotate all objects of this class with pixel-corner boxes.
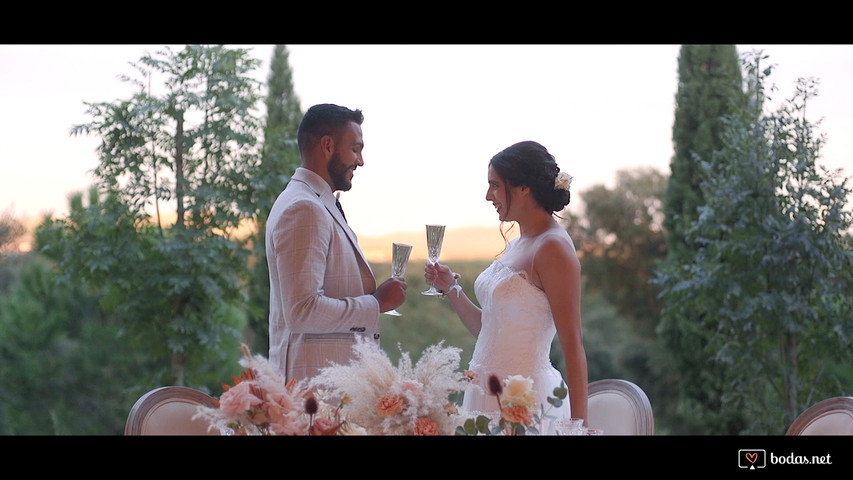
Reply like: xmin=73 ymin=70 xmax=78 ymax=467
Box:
xmin=462 ymin=258 xmax=572 ymax=426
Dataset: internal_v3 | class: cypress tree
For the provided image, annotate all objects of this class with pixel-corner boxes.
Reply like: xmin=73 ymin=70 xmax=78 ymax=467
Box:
xmin=656 ymin=45 xmax=747 ymax=434
xmin=247 ymin=45 xmax=303 ymax=353
xmin=664 ymin=45 xmax=745 ymax=261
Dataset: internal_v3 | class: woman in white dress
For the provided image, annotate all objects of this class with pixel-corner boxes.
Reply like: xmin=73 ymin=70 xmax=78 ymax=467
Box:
xmin=425 ymin=140 xmax=588 ymax=429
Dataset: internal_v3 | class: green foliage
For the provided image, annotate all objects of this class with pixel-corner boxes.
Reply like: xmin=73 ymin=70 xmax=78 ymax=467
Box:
xmin=0 ymin=255 xmax=137 ymax=434
xmin=0 ymin=250 xmax=244 ymax=435
xmin=655 ymin=50 xmax=853 ymax=434
xmin=40 ymin=45 xmax=263 ymax=386
xmin=665 ymin=45 xmax=746 ymax=261
xmin=72 ymin=45 xmax=264 ymax=232
xmin=657 ymin=44 xmax=750 ymax=435
xmin=578 ymin=167 xmax=667 ymax=337
xmin=35 ymin=188 xmax=247 ymax=385
xmin=575 ymin=289 xmax=641 ymax=381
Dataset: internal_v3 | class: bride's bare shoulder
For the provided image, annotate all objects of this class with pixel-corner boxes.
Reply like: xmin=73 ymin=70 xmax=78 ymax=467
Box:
xmin=535 ymin=230 xmax=578 ymax=264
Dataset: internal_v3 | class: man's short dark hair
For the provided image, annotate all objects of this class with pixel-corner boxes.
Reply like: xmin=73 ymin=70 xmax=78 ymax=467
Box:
xmin=297 ymin=103 xmax=364 ymax=154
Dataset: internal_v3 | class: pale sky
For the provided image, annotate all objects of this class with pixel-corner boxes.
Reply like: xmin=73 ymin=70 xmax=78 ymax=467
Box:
xmin=2 ymin=44 xmax=851 ymax=241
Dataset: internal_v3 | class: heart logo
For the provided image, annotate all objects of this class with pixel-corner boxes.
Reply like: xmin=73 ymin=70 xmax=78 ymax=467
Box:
xmin=745 ymin=453 xmax=758 ymax=464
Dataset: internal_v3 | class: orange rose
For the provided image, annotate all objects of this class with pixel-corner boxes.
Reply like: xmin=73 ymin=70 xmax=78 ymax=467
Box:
xmin=415 ymin=417 xmax=439 ymax=436
xmin=376 ymin=394 xmax=407 ymax=417
xmin=502 ymin=405 xmax=533 ymax=426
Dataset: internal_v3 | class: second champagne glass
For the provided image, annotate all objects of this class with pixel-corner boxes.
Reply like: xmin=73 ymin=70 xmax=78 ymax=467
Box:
xmin=421 ymin=224 xmax=446 ymax=296
xmin=384 ymin=242 xmax=412 ymax=316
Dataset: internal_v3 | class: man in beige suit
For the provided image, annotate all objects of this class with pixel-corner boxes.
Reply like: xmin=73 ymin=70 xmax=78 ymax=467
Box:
xmin=267 ymin=103 xmax=407 ymax=384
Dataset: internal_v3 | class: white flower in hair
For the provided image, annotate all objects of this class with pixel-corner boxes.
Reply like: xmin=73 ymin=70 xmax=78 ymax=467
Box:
xmin=555 ymin=171 xmax=572 ymax=191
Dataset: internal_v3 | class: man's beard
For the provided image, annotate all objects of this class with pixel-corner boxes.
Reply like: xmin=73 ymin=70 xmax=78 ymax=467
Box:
xmin=328 ymin=151 xmax=353 ymax=192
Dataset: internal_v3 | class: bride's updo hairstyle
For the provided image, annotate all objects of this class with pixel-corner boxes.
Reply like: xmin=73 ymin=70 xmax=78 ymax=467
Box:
xmin=489 ymin=140 xmax=571 ymax=214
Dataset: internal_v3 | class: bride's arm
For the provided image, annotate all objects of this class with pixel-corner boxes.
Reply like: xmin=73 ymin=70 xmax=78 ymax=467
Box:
xmin=536 ymin=236 xmax=588 ymax=425
xmin=425 ymin=262 xmax=482 ymax=337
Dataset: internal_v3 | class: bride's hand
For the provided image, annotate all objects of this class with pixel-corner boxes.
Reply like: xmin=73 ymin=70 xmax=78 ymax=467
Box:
xmin=425 ymin=262 xmax=456 ymax=293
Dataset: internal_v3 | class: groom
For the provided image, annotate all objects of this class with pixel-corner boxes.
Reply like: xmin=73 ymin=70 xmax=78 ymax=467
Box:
xmin=266 ymin=103 xmax=407 ymax=384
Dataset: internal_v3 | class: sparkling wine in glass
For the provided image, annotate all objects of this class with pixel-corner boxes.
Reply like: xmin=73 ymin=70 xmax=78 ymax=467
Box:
xmin=421 ymin=224 xmax=446 ymax=296
xmin=384 ymin=242 xmax=412 ymax=316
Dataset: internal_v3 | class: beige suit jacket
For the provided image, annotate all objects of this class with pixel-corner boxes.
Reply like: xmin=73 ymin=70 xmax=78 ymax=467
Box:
xmin=266 ymin=167 xmax=380 ymax=384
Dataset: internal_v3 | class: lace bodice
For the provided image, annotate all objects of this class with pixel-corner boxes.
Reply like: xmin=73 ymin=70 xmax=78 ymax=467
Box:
xmin=469 ymin=260 xmax=556 ymax=377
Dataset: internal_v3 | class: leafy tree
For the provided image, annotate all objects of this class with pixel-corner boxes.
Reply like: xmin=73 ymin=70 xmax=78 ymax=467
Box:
xmin=246 ymin=45 xmax=303 ymax=354
xmin=654 ymin=50 xmax=853 ymax=434
xmin=37 ymin=45 xmax=262 ymax=386
xmin=578 ymin=167 xmax=667 ymax=337
xmin=0 ymin=254 xmax=139 ymax=434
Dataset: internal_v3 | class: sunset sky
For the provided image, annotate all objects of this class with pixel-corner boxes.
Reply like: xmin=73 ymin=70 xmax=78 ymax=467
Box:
xmin=2 ymin=44 xmax=851 ymax=260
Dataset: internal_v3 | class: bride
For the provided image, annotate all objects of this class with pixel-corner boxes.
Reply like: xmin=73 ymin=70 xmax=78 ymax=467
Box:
xmin=424 ymin=140 xmax=588 ymax=430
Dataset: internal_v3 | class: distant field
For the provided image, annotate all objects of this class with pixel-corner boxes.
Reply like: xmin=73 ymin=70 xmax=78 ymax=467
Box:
xmin=358 ymin=225 xmax=519 ymax=263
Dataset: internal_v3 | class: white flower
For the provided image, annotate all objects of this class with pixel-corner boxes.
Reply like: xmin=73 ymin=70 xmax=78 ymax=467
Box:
xmin=555 ymin=171 xmax=572 ymax=191
xmin=502 ymin=375 xmax=537 ymax=408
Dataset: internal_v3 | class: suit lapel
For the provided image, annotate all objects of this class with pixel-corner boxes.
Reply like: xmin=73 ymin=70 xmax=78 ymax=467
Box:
xmin=290 ymin=169 xmax=376 ymax=285
xmin=326 ymin=196 xmax=376 ymax=285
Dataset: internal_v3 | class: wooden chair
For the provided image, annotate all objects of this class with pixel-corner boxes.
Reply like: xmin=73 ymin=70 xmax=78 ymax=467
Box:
xmin=587 ymin=378 xmax=654 ymax=435
xmin=786 ymin=396 xmax=853 ymax=435
xmin=125 ymin=385 xmax=221 ymax=435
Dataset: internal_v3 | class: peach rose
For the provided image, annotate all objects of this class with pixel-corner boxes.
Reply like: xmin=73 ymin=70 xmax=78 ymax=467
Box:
xmin=415 ymin=417 xmax=439 ymax=436
xmin=502 ymin=404 xmax=533 ymax=426
xmin=376 ymin=394 xmax=407 ymax=417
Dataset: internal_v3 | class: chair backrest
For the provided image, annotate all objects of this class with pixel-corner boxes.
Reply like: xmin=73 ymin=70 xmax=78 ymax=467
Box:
xmin=125 ymin=385 xmax=221 ymax=435
xmin=786 ymin=396 xmax=853 ymax=435
xmin=587 ymin=378 xmax=654 ymax=435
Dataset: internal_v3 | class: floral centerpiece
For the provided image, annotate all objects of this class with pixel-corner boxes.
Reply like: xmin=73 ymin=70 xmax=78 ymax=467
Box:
xmin=308 ymin=336 xmax=470 ymax=436
xmin=195 ymin=339 xmax=566 ymax=436
xmin=455 ymin=373 xmax=568 ymax=436
xmin=193 ymin=344 xmax=353 ymax=435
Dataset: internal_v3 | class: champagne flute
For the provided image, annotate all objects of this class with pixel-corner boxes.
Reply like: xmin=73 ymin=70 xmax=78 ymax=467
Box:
xmin=384 ymin=242 xmax=412 ymax=316
xmin=421 ymin=224 xmax=446 ymax=296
